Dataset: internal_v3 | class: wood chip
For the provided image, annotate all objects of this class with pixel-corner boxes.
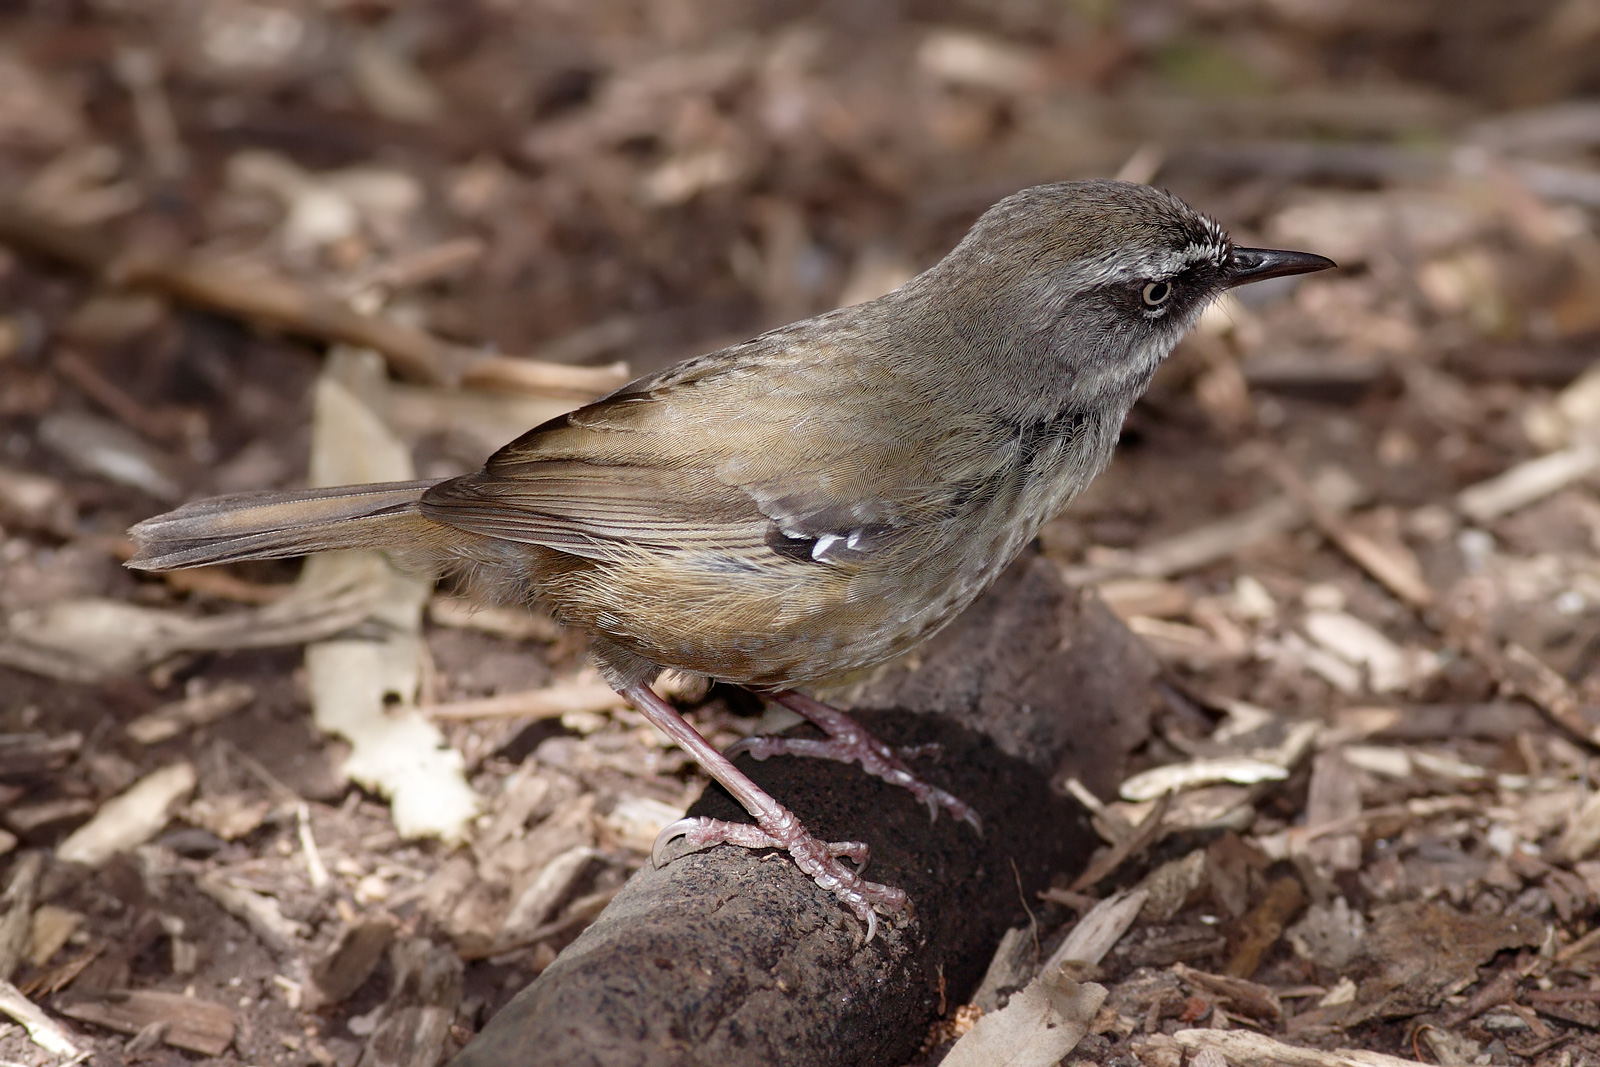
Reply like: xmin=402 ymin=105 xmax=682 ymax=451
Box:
xmin=56 ymin=761 xmax=196 ymax=866
xmin=59 ymin=988 xmax=234 ymax=1056
xmin=1269 ymin=460 xmax=1434 ymax=608
xmin=1301 ymin=611 xmax=1430 ymax=693
xmin=460 ymin=355 xmax=631 ymax=399
xmin=302 ymin=350 xmax=479 ymax=844
xmin=0 ymin=463 xmax=74 ymax=536
xmin=1559 ymin=791 xmax=1600 ymax=863
xmin=1226 ymin=874 xmax=1304 ymax=979
xmin=970 ymin=924 xmax=1040 ymax=1013
xmin=1066 ymin=466 xmax=1364 ymax=582
xmin=1330 ymin=702 xmax=1544 ymax=742
xmin=0 ymin=580 xmax=390 ymax=683
xmin=0 ymin=977 xmax=80 ymax=1057
xmin=495 ymin=845 xmax=600 ymax=946
xmin=307 ymin=916 xmax=398 ymax=1009
xmin=0 ymin=732 xmax=80 ymax=776
xmin=125 ymin=681 xmax=255 ymax=744
xmin=1172 ymin=963 xmax=1283 ymax=1022
xmin=195 ymin=871 xmax=307 ymax=955
xmin=3 ymin=798 xmax=95 ymax=836
xmin=36 ymin=410 xmax=183 ymax=500
xmin=353 ymin=938 xmax=462 ymax=1067
xmin=1120 ymin=759 xmax=1290 ymax=802
xmin=1094 ymin=578 xmax=1192 ymax=621
xmin=1071 ymin=794 xmax=1172 ymax=892
xmin=0 ymin=852 xmax=40 ymax=981
xmin=1457 ymin=444 xmax=1600 ymax=523
xmin=1499 ymin=641 xmax=1600 ymax=749
xmin=1045 ymin=887 xmax=1150 ymax=970
xmin=1305 ymin=749 xmax=1363 ymax=872
xmin=1173 ymin=1028 xmax=1429 ymax=1066
xmin=27 ymin=905 xmax=82 ymax=970
xmin=940 ymin=972 xmax=1104 ymax=1067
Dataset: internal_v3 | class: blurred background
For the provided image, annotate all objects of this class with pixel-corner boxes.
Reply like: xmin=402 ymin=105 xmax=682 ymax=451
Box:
xmin=3 ymin=2 xmax=1600 ymax=1065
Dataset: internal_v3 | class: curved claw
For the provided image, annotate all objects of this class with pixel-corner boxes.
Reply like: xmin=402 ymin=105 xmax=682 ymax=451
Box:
xmin=654 ymin=814 xmax=903 ymax=942
xmin=651 ymin=816 xmax=702 ymax=869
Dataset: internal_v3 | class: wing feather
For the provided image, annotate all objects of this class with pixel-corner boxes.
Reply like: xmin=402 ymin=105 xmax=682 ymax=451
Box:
xmin=417 ymin=332 xmax=1002 ymax=567
xmin=420 ymin=460 xmax=771 ymax=562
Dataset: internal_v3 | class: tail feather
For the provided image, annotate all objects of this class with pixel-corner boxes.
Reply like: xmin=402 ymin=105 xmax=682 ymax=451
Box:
xmin=128 ymin=480 xmax=442 ymax=571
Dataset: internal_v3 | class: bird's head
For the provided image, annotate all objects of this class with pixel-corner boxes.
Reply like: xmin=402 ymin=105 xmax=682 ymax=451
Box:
xmin=917 ymin=179 xmax=1334 ymax=410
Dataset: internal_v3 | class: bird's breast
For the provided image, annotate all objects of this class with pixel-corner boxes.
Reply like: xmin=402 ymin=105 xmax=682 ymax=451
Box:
xmin=540 ymin=407 xmax=1121 ymax=688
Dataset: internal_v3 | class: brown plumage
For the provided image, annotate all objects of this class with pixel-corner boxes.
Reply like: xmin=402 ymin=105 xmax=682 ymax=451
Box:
xmin=129 ymin=180 xmax=1333 ymax=934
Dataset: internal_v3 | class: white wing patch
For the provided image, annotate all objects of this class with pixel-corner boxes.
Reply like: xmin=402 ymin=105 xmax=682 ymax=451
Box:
xmin=808 ymin=529 xmax=870 ymax=562
xmin=777 ymin=524 xmax=873 ymax=564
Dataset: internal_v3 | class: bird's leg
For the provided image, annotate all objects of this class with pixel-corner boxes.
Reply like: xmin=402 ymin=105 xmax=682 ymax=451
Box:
xmin=727 ymin=690 xmax=983 ymax=832
xmin=620 ymin=682 xmax=907 ymax=938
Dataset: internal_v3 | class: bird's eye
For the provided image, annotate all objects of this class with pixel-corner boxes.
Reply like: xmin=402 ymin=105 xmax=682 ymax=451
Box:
xmin=1141 ymin=281 xmax=1171 ymax=307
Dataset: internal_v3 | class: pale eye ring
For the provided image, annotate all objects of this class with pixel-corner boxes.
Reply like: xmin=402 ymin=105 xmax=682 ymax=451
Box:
xmin=1141 ymin=281 xmax=1172 ymax=306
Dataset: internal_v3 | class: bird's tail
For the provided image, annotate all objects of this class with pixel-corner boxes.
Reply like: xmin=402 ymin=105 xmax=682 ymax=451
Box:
xmin=127 ymin=480 xmax=443 ymax=571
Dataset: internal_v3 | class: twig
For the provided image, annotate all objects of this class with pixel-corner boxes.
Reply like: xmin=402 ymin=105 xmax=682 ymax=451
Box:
xmin=1173 ymin=1027 xmax=1429 ymax=1067
xmin=1555 ymin=924 xmax=1600 ymax=962
xmin=0 ymin=197 xmax=630 ymax=395
xmin=1524 ymin=988 xmax=1600 ymax=1003
xmin=1063 ymin=466 xmax=1365 ymax=583
xmin=1068 ymin=792 xmax=1171 ymax=893
xmin=1497 ymin=642 xmax=1600 ymax=748
xmin=1456 ymin=445 xmax=1600 ymax=524
xmin=219 ymin=740 xmax=302 ymax=806
xmin=113 ymin=47 xmax=187 ymax=181
xmin=1266 ymin=457 xmax=1433 ymax=609
xmin=468 ymin=887 xmax=622 ymax=961
xmin=114 ymin=250 xmax=460 ymax=384
xmin=348 ymin=236 xmax=485 ymax=292
xmin=54 ymin=348 xmax=196 ymax=446
xmin=461 ymin=355 xmax=631 ymax=399
xmin=0 ymin=979 xmax=80 ymax=1058
xmin=297 ymin=803 xmax=331 ymax=891
xmin=107 ymin=538 xmax=291 ymax=603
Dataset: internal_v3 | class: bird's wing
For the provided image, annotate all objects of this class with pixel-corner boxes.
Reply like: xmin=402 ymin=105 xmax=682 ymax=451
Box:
xmin=419 ymin=459 xmax=773 ymax=562
xmin=418 ymin=331 xmax=993 ymax=568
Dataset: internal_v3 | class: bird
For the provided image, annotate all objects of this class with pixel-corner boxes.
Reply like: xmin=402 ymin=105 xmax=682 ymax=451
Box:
xmin=127 ymin=179 xmax=1333 ymax=938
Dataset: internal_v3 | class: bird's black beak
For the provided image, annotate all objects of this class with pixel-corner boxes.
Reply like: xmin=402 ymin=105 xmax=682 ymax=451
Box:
xmin=1222 ymin=247 xmax=1336 ymax=287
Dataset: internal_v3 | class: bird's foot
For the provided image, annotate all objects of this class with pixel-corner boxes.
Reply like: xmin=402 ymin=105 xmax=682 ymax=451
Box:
xmin=618 ymin=680 xmax=910 ymax=939
xmin=653 ymin=813 xmax=907 ymax=941
xmin=726 ymin=691 xmax=983 ymax=832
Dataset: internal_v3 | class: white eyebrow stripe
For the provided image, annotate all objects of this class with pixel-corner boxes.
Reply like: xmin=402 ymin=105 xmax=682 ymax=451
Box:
xmin=1074 ymin=237 xmax=1231 ymax=287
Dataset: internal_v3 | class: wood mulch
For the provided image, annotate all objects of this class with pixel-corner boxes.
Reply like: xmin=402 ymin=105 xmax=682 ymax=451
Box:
xmin=1 ymin=2 xmax=1599 ymax=1065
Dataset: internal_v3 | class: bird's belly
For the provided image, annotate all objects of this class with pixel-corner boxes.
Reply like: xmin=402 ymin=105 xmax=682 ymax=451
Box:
xmin=550 ymin=558 xmax=913 ymax=688
xmin=546 ymin=507 xmax=1045 ymax=689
